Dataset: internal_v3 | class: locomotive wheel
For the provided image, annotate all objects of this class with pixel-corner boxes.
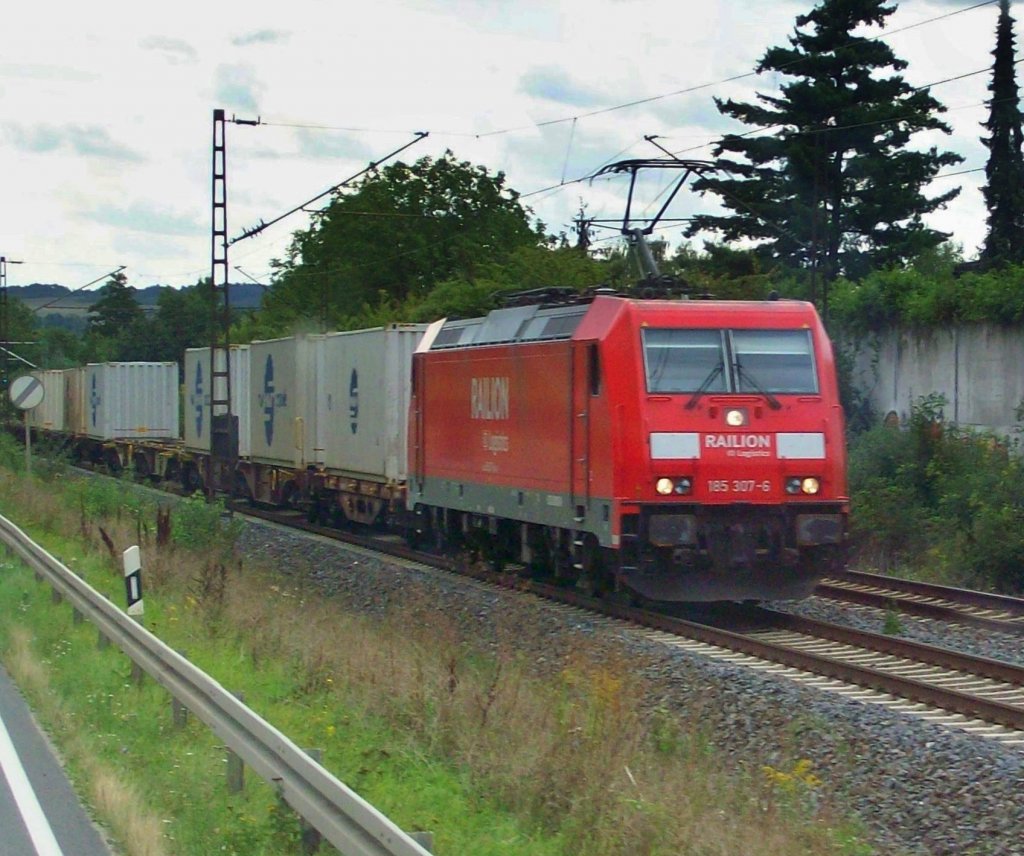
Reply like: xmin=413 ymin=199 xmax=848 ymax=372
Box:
xmin=574 ymin=534 xmax=604 ymax=597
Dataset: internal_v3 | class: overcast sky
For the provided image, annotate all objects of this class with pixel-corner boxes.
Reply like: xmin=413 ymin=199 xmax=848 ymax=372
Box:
xmin=0 ymin=0 xmax=1009 ymax=291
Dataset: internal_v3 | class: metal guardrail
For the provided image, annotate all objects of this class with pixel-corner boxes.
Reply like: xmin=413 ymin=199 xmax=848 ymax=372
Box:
xmin=0 ymin=514 xmax=433 ymax=856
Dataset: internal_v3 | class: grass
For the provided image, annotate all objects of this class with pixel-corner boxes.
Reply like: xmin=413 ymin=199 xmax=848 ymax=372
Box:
xmin=0 ymin=457 xmax=880 ymax=855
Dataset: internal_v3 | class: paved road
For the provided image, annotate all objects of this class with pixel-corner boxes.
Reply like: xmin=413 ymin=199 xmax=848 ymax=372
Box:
xmin=0 ymin=663 xmax=113 ymax=856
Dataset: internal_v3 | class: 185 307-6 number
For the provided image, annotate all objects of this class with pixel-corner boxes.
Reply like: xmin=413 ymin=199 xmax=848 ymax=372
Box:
xmin=707 ymin=479 xmax=772 ymax=494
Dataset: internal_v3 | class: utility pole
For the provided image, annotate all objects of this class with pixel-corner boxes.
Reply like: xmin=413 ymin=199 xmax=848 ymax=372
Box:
xmin=1 ymin=256 xmax=8 ymax=402
xmin=208 ymin=108 xmax=233 ymax=496
xmin=208 ymin=110 xmax=261 ymax=495
xmin=0 ymin=256 xmax=24 ymax=411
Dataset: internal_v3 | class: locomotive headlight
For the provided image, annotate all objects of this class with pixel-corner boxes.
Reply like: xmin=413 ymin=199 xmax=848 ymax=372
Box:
xmin=801 ymin=477 xmax=821 ymax=495
xmin=786 ymin=476 xmax=821 ymax=495
xmin=656 ymin=477 xmax=675 ymax=495
xmin=725 ymin=408 xmax=747 ymax=427
xmin=674 ymin=477 xmax=692 ymax=495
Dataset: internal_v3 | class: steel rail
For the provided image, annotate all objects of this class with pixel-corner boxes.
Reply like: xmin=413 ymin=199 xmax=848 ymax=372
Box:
xmin=532 ymin=584 xmax=1024 ymax=732
xmin=0 ymin=514 xmax=431 ymax=856
xmin=235 ymin=504 xmax=1024 ymax=734
xmin=828 ymin=569 xmax=1024 ymax=613
xmin=817 ymin=570 xmax=1024 ymax=635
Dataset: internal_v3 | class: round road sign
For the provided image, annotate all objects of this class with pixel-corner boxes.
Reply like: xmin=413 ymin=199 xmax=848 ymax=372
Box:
xmin=9 ymin=375 xmax=45 ymax=410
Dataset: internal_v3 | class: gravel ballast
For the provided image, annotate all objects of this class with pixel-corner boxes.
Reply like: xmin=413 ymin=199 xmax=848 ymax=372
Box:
xmin=238 ymin=520 xmax=1024 ymax=856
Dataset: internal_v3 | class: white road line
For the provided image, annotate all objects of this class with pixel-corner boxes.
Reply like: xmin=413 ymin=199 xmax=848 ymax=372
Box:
xmin=0 ymin=709 xmax=64 ymax=856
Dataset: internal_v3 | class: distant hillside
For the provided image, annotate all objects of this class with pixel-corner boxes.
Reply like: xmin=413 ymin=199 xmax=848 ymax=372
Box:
xmin=9 ymin=282 xmax=265 ymax=319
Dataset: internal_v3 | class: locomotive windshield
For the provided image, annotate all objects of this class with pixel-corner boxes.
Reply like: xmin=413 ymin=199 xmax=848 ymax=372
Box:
xmin=643 ymin=328 xmax=818 ymax=394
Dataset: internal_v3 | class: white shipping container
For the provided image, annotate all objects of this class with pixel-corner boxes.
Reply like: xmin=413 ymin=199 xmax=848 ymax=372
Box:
xmin=83 ymin=362 xmax=179 ymax=441
xmin=64 ymin=367 xmax=87 ymax=436
xmin=27 ymin=369 xmax=66 ymax=431
xmin=183 ymin=346 xmax=252 ymax=457
xmin=318 ymin=324 xmax=426 ymax=482
xmin=248 ymin=336 xmax=322 ymax=467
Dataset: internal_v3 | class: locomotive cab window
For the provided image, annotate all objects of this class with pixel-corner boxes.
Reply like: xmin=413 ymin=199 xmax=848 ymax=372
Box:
xmin=643 ymin=329 xmax=726 ymax=393
xmin=642 ymin=327 xmax=818 ymax=394
xmin=730 ymin=329 xmax=817 ymax=394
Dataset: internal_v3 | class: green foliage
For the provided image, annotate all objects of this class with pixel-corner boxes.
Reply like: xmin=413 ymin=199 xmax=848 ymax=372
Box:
xmin=882 ymin=605 xmax=903 ymax=636
xmin=687 ymin=0 xmax=961 ymax=283
xmin=0 ymin=434 xmax=25 ymax=473
xmin=405 ymin=244 xmax=613 ymax=322
xmin=668 ymin=242 xmax=791 ymax=299
xmin=830 ymin=254 xmax=1024 ymax=332
xmin=849 ymin=394 xmax=1024 ymax=592
xmin=171 ymin=494 xmax=242 ymax=555
xmin=35 ymin=326 xmax=85 ymax=368
xmin=64 ymin=475 xmax=148 ymax=523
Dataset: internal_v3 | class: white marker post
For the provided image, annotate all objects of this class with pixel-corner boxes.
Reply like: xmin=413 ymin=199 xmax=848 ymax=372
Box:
xmin=122 ymin=546 xmax=144 ymax=617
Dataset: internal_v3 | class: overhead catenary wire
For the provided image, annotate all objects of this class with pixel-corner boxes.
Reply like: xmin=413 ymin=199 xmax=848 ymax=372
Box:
xmin=72 ymin=0 xmax=1001 ymax=285
xmin=229 ymin=132 xmax=430 ymax=246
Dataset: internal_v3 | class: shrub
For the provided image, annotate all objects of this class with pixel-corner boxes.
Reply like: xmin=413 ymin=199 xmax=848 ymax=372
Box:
xmin=848 ymin=394 xmax=1024 ymax=592
xmin=170 ymin=493 xmax=242 ymax=556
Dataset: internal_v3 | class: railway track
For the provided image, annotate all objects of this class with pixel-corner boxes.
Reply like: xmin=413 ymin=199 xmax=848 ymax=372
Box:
xmin=235 ymin=503 xmax=1024 ymax=749
xmin=816 ymin=569 xmax=1024 ymax=635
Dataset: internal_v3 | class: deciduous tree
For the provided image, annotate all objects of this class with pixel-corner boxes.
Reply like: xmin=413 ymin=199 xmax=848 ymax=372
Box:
xmin=267 ymin=152 xmax=544 ymax=331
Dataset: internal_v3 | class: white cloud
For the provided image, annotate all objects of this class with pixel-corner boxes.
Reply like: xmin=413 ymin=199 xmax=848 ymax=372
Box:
xmin=0 ymin=0 xmax=1009 ymax=288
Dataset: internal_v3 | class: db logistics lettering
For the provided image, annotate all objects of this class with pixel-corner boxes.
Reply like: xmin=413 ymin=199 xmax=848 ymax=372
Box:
xmin=471 ymin=377 xmax=510 ymax=421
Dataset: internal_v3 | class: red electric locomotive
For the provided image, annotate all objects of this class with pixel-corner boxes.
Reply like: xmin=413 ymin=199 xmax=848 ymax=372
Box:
xmin=407 ymin=293 xmax=847 ymax=602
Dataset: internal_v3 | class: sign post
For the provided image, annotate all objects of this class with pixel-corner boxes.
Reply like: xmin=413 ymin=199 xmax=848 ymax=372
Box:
xmin=9 ymin=375 xmax=44 ymax=476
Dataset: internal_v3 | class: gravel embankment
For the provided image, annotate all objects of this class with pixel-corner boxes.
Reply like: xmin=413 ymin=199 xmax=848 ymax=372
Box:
xmin=237 ymin=520 xmax=1024 ymax=856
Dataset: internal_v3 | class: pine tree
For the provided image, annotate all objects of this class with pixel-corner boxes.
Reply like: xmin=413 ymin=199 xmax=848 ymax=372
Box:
xmin=687 ymin=0 xmax=962 ymax=286
xmin=980 ymin=0 xmax=1024 ymax=266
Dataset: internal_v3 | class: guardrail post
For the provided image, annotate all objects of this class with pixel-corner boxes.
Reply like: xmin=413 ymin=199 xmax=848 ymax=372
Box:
xmin=298 ymin=748 xmax=324 ymax=854
xmin=73 ymin=606 xmax=84 ymax=625
xmin=51 ymin=586 xmax=62 ymax=605
xmin=98 ymin=593 xmax=112 ymax=650
xmin=409 ymin=831 xmax=435 ymax=853
xmin=226 ymin=691 xmax=245 ymax=793
xmin=171 ymin=651 xmax=189 ymax=729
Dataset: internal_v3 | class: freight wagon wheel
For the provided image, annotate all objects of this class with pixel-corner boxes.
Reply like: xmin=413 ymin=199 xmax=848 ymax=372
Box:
xmin=233 ymin=472 xmax=252 ymax=503
xmin=182 ymin=465 xmax=203 ymax=495
xmin=104 ymin=449 xmax=123 ymax=475
xmin=132 ymin=453 xmax=151 ymax=480
xmin=281 ymin=481 xmax=301 ymax=511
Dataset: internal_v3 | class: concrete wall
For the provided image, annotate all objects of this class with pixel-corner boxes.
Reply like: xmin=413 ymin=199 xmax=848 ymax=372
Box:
xmin=848 ymin=325 xmax=1024 ymax=437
